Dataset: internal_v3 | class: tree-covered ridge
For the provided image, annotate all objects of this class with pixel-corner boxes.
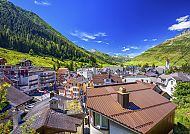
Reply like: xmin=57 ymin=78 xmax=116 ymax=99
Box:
xmin=126 ymin=30 xmax=190 ymax=66
xmin=0 ymin=0 xmax=118 ymax=66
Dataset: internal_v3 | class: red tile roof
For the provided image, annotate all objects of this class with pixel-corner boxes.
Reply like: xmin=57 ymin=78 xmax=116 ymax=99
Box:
xmin=92 ymin=74 xmax=122 ymax=85
xmin=87 ymin=82 xmax=177 ymax=134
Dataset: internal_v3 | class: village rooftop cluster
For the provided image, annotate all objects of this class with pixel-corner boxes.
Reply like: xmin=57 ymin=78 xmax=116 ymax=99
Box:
xmin=0 ymin=57 xmax=190 ymax=134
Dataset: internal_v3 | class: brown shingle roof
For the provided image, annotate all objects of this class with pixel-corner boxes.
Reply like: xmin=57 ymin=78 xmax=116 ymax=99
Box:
xmin=92 ymin=74 xmax=122 ymax=85
xmin=87 ymin=82 xmax=177 ymax=134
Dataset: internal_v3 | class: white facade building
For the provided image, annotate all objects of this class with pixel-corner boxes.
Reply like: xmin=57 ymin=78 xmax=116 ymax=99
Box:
xmin=157 ymin=77 xmax=177 ymax=96
xmin=157 ymin=72 xmax=190 ymax=97
xmin=77 ymin=67 xmax=99 ymax=80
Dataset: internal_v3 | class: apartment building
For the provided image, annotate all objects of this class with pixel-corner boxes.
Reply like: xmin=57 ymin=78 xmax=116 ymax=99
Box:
xmin=60 ymin=75 xmax=88 ymax=99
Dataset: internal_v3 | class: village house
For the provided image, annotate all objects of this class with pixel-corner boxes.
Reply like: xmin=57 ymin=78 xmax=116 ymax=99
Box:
xmin=157 ymin=72 xmax=190 ymax=97
xmin=12 ymin=93 xmax=84 ymax=134
xmin=77 ymin=69 xmax=93 ymax=80
xmin=56 ymin=68 xmax=69 ymax=84
xmin=0 ymin=60 xmax=56 ymax=94
xmin=12 ymin=67 xmax=56 ymax=93
xmin=59 ymin=75 xmax=89 ymax=99
xmin=77 ymin=67 xmax=100 ymax=80
xmin=19 ymin=60 xmax=32 ymax=67
xmin=0 ymin=79 xmax=33 ymax=129
xmin=87 ymin=82 xmax=177 ymax=134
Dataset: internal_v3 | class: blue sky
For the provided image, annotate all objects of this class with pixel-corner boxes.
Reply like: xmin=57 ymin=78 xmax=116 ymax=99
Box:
xmin=9 ymin=0 xmax=190 ymax=57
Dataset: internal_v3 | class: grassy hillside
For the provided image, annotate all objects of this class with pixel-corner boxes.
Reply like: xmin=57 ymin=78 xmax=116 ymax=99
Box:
xmin=0 ymin=1 xmax=119 ymax=66
xmin=0 ymin=47 xmax=94 ymax=70
xmin=126 ymin=30 xmax=190 ymax=66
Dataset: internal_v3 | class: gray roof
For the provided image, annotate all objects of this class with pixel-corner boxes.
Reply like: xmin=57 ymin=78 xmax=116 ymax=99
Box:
xmin=172 ymin=72 xmax=190 ymax=82
xmin=6 ymin=86 xmax=32 ymax=107
xmin=13 ymin=95 xmax=84 ymax=134
xmin=159 ymin=72 xmax=190 ymax=82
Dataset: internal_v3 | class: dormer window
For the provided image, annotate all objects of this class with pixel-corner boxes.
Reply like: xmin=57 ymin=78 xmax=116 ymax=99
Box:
xmin=93 ymin=112 xmax=108 ymax=130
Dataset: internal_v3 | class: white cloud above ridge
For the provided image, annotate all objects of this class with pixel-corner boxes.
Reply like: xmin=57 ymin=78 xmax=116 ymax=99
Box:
xmin=96 ymin=41 xmax=103 ymax=43
xmin=121 ymin=46 xmax=139 ymax=52
xmin=81 ymin=38 xmax=88 ymax=42
xmin=143 ymin=38 xmax=157 ymax=42
xmin=130 ymin=46 xmax=139 ymax=49
xmin=34 ymin=0 xmax=51 ymax=6
xmin=176 ymin=15 xmax=189 ymax=23
xmin=94 ymin=32 xmax=107 ymax=37
xmin=70 ymin=30 xmax=107 ymax=42
xmin=169 ymin=15 xmax=190 ymax=31
xmin=122 ymin=47 xmax=130 ymax=52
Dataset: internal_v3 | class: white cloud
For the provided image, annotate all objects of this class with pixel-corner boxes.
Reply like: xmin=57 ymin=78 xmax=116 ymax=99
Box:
xmin=169 ymin=21 xmax=190 ymax=31
xmin=70 ymin=30 xmax=95 ymax=41
xmin=169 ymin=15 xmax=190 ymax=31
xmin=130 ymin=46 xmax=139 ymax=49
xmin=81 ymin=38 xmax=89 ymax=42
xmin=34 ymin=0 xmax=51 ymax=6
xmin=105 ymin=42 xmax=110 ymax=45
xmin=152 ymin=38 xmax=157 ymax=41
xmin=176 ymin=15 xmax=189 ymax=23
xmin=96 ymin=41 xmax=103 ymax=43
xmin=94 ymin=32 xmax=107 ymax=37
xmin=144 ymin=38 xmax=157 ymax=42
xmin=122 ymin=47 xmax=130 ymax=52
xmin=122 ymin=46 xmax=139 ymax=51
xmin=82 ymin=33 xmax=96 ymax=40
xmin=70 ymin=30 xmax=107 ymax=42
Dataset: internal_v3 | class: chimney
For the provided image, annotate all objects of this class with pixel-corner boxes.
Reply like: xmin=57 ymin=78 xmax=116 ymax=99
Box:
xmin=117 ymin=87 xmax=129 ymax=108
xmin=49 ymin=97 xmax=59 ymax=110
xmin=108 ymin=70 xmax=111 ymax=79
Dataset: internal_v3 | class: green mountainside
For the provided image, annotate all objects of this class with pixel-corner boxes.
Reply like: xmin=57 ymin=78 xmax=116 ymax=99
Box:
xmin=0 ymin=0 xmax=121 ymax=66
xmin=127 ymin=30 xmax=190 ymax=66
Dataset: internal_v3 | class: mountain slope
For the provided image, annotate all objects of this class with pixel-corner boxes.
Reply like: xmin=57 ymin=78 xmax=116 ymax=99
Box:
xmin=0 ymin=1 xmax=118 ymax=66
xmin=89 ymin=49 xmax=131 ymax=65
xmin=127 ymin=30 xmax=190 ymax=66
